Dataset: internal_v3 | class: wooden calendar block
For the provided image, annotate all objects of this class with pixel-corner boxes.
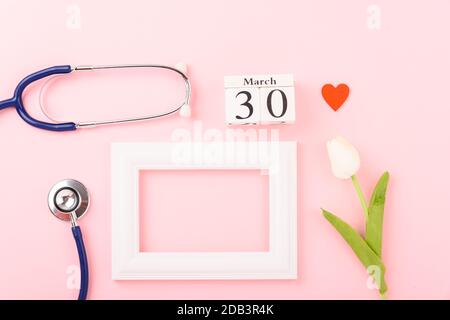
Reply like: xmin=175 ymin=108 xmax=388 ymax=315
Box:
xmin=225 ymin=87 xmax=261 ymax=125
xmin=224 ymin=74 xmax=295 ymax=125
xmin=259 ymin=86 xmax=296 ymax=124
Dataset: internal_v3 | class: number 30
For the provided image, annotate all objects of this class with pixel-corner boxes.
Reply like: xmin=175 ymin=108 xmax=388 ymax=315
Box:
xmin=235 ymin=90 xmax=287 ymax=120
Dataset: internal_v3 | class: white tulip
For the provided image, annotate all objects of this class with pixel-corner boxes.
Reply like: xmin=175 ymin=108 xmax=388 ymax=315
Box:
xmin=326 ymin=136 xmax=360 ymax=179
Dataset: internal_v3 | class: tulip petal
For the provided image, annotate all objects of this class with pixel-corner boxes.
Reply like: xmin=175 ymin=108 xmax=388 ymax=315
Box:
xmin=326 ymin=136 xmax=360 ymax=179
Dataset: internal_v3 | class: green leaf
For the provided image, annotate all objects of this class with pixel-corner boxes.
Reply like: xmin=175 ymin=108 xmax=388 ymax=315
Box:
xmin=322 ymin=209 xmax=388 ymax=294
xmin=366 ymin=172 xmax=389 ymax=257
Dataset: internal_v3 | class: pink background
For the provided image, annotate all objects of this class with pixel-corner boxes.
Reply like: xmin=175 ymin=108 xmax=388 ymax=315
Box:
xmin=0 ymin=0 xmax=449 ymax=299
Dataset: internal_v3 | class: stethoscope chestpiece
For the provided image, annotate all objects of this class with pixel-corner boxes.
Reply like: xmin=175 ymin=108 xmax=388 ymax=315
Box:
xmin=48 ymin=179 xmax=90 ymax=223
xmin=48 ymin=179 xmax=90 ymax=300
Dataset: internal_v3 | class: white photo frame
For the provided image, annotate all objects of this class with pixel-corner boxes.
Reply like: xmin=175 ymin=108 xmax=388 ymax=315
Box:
xmin=111 ymin=141 xmax=297 ymax=280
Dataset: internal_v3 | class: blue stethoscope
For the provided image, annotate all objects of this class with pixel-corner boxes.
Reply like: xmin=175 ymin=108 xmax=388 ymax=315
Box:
xmin=48 ymin=179 xmax=90 ymax=300
xmin=0 ymin=64 xmax=191 ymax=131
xmin=1 ymin=64 xmax=191 ymax=299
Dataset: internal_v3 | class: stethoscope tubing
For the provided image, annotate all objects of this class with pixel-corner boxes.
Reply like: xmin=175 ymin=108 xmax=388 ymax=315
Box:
xmin=0 ymin=64 xmax=191 ymax=131
xmin=0 ymin=66 xmax=76 ymax=131
xmin=72 ymin=226 xmax=88 ymax=300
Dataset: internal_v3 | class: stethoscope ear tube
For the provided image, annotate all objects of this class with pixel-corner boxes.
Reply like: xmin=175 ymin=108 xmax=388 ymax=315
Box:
xmin=72 ymin=226 xmax=88 ymax=300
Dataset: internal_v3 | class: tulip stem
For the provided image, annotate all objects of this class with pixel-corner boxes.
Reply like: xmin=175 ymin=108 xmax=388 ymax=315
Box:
xmin=351 ymin=175 xmax=369 ymax=221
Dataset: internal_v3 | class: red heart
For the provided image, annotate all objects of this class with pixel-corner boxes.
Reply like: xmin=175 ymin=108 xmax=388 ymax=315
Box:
xmin=321 ymin=84 xmax=350 ymax=111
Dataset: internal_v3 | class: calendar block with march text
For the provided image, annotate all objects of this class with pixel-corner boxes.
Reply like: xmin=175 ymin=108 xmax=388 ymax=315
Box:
xmin=224 ymin=74 xmax=296 ymax=125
